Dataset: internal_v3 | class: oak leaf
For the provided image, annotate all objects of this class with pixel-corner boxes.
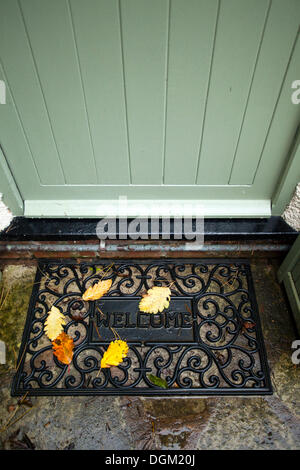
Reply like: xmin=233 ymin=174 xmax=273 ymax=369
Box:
xmin=82 ymin=279 xmax=112 ymax=301
xmin=52 ymin=332 xmax=74 ymax=365
xmin=101 ymin=339 xmax=129 ymax=368
xmin=139 ymin=286 xmax=171 ymax=314
xmin=44 ymin=306 xmax=66 ymax=341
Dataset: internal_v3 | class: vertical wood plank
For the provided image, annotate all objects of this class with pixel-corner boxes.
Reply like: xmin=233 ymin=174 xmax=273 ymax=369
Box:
xmin=69 ymin=0 xmax=130 ymax=184
xmin=196 ymin=0 xmax=270 ymax=185
xmin=20 ymin=0 xmax=98 ymax=184
xmin=120 ymin=0 xmax=169 ymax=184
xmin=230 ymin=0 xmax=300 ymax=185
xmin=164 ymin=0 xmax=219 ymax=184
xmin=0 ymin=0 xmax=65 ymax=185
xmin=0 ymin=62 xmax=42 ymax=199
xmin=272 ymin=126 xmax=300 ymax=215
xmin=253 ymin=34 xmax=300 ymax=204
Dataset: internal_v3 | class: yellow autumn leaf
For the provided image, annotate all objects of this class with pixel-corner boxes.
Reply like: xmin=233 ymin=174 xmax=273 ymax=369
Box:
xmin=82 ymin=279 xmax=112 ymax=301
xmin=44 ymin=306 xmax=66 ymax=341
xmin=139 ymin=286 xmax=171 ymax=314
xmin=101 ymin=339 xmax=129 ymax=368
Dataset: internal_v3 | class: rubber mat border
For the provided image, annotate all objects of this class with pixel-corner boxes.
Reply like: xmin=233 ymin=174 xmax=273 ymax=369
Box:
xmin=11 ymin=258 xmax=273 ymax=396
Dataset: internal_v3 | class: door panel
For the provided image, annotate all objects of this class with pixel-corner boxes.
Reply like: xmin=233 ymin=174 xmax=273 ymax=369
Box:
xmin=0 ymin=0 xmax=300 ymax=216
xmin=19 ymin=0 xmax=98 ymax=184
xmin=120 ymin=0 xmax=169 ymax=184
xmin=69 ymin=0 xmax=130 ymax=184
xmin=229 ymin=0 xmax=300 ymax=184
xmin=164 ymin=0 xmax=219 ymax=185
xmin=196 ymin=0 xmax=270 ymax=185
xmin=0 ymin=0 xmax=65 ymax=185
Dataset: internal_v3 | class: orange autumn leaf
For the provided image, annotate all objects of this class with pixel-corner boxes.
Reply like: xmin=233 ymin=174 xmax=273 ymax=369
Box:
xmin=52 ymin=332 xmax=74 ymax=365
xmin=82 ymin=279 xmax=112 ymax=301
xmin=101 ymin=339 xmax=129 ymax=368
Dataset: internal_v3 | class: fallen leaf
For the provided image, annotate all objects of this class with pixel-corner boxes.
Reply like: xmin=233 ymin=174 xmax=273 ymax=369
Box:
xmin=215 ymin=351 xmax=226 ymax=365
xmin=44 ymin=306 xmax=66 ymax=341
xmin=241 ymin=320 xmax=256 ymax=335
xmin=52 ymin=332 xmax=74 ymax=365
xmin=70 ymin=311 xmax=84 ymax=322
xmin=101 ymin=339 xmax=128 ymax=368
xmin=147 ymin=374 xmax=168 ymax=389
xmin=17 ymin=397 xmax=33 ymax=408
xmin=139 ymin=286 xmax=171 ymax=314
xmin=82 ymin=279 xmax=112 ymax=301
xmin=7 ymin=429 xmax=35 ymax=450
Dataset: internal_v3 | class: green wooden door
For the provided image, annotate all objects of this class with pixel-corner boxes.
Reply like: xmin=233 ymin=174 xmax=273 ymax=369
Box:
xmin=0 ymin=0 xmax=300 ymax=217
xmin=278 ymin=235 xmax=300 ymax=334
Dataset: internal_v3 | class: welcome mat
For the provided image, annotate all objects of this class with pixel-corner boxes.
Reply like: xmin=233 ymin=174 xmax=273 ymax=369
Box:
xmin=12 ymin=259 xmax=272 ymax=396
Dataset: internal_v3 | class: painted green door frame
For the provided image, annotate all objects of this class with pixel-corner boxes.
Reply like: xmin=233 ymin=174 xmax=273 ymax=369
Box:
xmin=272 ymin=125 xmax=300 ymax=216
xmin=0 ymin=0 xmax=300 ymax=218
xmin=278 ymin=235 xmax=300 ymax=334
xmin=0 ymin=144 xmax=23 ymax=215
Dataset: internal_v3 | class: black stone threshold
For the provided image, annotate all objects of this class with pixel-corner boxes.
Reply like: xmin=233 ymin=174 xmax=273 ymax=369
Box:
xmin=0 ymin=216 xmax=297 ymax=243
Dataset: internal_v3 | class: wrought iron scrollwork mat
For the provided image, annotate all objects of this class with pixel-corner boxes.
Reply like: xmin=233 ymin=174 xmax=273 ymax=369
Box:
xmin=12 ymin=259 xmax=272 ymax=396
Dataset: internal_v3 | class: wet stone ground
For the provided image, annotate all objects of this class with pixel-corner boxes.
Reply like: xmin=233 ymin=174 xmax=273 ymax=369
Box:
xmin=0 ymin=258 xmax=299 ymax=450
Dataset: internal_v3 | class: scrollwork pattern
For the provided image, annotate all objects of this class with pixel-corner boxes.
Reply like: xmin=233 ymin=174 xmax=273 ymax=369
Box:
xmin=12 ymin=260 xmax=271 ymax=395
